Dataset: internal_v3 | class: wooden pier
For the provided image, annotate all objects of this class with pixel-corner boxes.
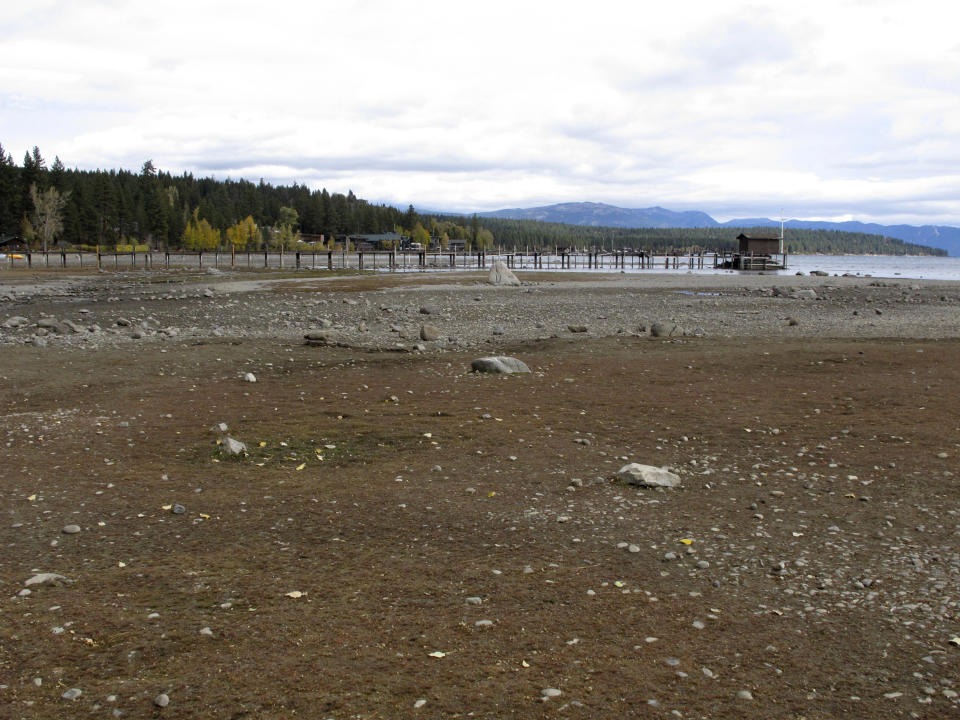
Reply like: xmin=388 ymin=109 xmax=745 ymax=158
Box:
xmin=3 ymin=248 xmax=787 ymax=273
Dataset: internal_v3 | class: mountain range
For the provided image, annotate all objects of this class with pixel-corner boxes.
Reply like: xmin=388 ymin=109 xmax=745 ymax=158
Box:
xmin=476 ymin=202 xmax=960 ymax=256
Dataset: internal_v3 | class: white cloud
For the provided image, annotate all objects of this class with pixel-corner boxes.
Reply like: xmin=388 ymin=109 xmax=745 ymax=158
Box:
xmin=2 ymin=0 xmax=960 ymax=225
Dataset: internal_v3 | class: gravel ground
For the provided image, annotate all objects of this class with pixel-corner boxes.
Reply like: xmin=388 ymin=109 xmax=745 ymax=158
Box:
xmin=1 ymin=266 xmax=958 ymax=719
xmin=2 ymin=267 xmax=959 ymax=350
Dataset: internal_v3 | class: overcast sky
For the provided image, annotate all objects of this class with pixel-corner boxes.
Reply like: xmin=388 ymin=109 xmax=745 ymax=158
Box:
xmin=3 ymin=0 xmax=959 ymax=225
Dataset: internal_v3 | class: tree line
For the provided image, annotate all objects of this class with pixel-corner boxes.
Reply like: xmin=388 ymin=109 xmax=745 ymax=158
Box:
xmin=455 ymin=217 xmax=946 ymax=256
xmin=0 ymin=144 xmax=945 ymax=256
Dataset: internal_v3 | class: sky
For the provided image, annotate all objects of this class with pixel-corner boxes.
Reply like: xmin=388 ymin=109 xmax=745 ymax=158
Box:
xmin=3 ymin=0 xmax=960 ymax=226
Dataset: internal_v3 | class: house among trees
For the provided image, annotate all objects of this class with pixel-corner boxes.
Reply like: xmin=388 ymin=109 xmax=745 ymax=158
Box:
xmin=0 ymin=234 xmax=27 ymax=251
xmin=346 ymin=233 xmax=404 ymax=250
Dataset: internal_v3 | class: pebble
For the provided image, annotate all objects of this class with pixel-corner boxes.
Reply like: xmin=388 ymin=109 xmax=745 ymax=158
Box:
xmin=62 ymin=524 xmax=81 ymax=534
xmin=171 ymin=504 xmax=186 ymax=515
xmin=154 ymin=693 xmax=170 ymax=707
xmin=736 ymin=690 xmax=754 ymax=701
xmin=542 ymin=688 xmax=562 ymax=699
xmin=62 ymin=688 xmax=83 ymax=700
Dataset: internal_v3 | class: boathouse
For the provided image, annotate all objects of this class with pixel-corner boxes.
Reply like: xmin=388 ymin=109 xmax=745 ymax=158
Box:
xmin=736 ymin=233 xmax=781 ymax=256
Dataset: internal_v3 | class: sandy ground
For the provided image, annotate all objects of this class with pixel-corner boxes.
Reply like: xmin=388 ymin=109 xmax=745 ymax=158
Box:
xmin=1 ymin=267 xmax=959 ymax=719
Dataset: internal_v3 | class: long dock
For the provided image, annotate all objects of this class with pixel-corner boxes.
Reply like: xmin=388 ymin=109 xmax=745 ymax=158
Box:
xmin=3 ymin=248 xmax=787 ymax=272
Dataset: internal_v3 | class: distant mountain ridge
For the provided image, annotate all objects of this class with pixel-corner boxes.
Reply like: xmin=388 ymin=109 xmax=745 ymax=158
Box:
xmin=476 ymin=202 xmax=960 ymax=256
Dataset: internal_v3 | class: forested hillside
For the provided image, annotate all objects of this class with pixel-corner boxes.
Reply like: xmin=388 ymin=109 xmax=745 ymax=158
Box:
xmin=462 ymin=217 xmax=946 ymax=256
xmin=0 ymin=146 xmax=410 ymax=250
xmin=0 ymin=145 xmax=945 ymax=256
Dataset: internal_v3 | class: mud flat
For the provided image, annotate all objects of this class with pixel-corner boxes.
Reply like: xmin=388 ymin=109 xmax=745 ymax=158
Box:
xmin=1 ymin=268 xmax=958 ymax=718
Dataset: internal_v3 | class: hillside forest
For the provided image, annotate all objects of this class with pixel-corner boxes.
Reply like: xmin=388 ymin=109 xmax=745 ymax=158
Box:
xmin=0 ymin=146 xmax=946 ymax=256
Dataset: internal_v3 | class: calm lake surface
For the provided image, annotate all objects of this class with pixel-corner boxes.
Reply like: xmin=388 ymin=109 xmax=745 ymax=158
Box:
xmin=522 ymin=255 xmax=960 ymax=281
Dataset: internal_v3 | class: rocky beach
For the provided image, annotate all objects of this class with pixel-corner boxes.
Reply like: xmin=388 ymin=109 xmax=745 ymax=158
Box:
xmin=1 ymin=265 xmax=958 ymax=718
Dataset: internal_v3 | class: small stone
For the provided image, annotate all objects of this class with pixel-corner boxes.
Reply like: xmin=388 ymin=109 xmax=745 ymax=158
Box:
xmin=471 ymin=356 xmax=531 ymax=374
xmin=243 ymin=372 xmax=257 ymax=383
xmin=465 ymin=596 xmax=483 ymax=605
xmin=475 ymin=619 xmax=494 ymax=628
xmin=542 ymin=688 xmax=562 ymax=699
xmin=154 ymin=693 xmax=170 ymax=708
xmin=736 ymin=690 xmax=754 ymax=701
xmin=420 ymin=324 xmax=439 ymax=341
xmin=220 ymin=437 xmax=247 ymax=456
xmin=62 ymin=525 xmax=81 ymax=534
xmin=25 ymin=573 xmax=72 ymax=587
xmin=62 ymin=688 xmax=83 ymax=700
xmin=414 ymin=698 xmax=427 ymax=708
xmin=171 ymin=504 xmax=186 ymax=515
xmin=199 ymin=626 xmax=214 ymax=636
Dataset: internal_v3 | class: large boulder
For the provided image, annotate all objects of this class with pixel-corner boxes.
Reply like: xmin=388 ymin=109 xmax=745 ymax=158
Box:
xmin=488 ymin=260 xmax=520 ymax=286
xmin=471 ymin=356 xmax=531 ymax=374
xmin=617 ymin=463 xmax=681 ymax=488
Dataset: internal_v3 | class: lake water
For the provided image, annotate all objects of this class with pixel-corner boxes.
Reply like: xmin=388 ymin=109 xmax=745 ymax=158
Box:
xmin=782 ymin=255 xmax=960 ymax=281
xmin=513 ymin=254 xmax=960 ymax=281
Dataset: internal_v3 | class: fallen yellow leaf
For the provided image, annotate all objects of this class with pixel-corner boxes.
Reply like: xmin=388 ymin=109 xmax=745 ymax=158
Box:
xmin=679 ymin=538 xmax=693 ymax=545
xmin=296 ymin=463 xmax=306 ymax=471
xmin=27 ymin=494 xmax=36 ymax=501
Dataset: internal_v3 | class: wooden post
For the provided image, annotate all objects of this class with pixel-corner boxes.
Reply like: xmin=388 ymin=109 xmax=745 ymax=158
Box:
xmin=232 ymin=245 xmax=236 ymax=267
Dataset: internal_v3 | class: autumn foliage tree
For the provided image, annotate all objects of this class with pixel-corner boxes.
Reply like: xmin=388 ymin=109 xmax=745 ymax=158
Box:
xmin=182 ymin=208 xmax=221 ymax=250
xmin=225 ymin=215 xmax=258 ymax=250
xmin=30 ymin=183 xmax=69 ymax=252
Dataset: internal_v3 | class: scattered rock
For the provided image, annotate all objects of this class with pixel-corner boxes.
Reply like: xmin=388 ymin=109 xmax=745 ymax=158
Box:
xmin=61 ymin=688 xmax=83 ymax=700
xmin=304 ymin=331 xmax=338 ymax=346
xmin=567 ymin=325 xmax=588 ymax=333
xmin=243 ymin=372 xmax=257 ymax=383
xmin=62 ymin=524 xmax=81 ymax=534
xmin=471 ymin=356 xmax=531 ymax=374
xmin=617 ymin=463 xmax=681 ymax=488
xmin=154 ymin=693 xmax=170 ymax=708
xmin=420 ymin=324 xmax=439 ymax=341
xmin=220 ymin=437 xmax=247 ymax=456
xmin=25 ymin=572 xmax=73 ymax=587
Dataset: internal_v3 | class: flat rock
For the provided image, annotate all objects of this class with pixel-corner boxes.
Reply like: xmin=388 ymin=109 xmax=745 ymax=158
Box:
xmin=420 ymin=324 xmax=439 ymax=341
xmin=3 ymin=316 xmax=30 ymax=328
xmin=617 ymin=463 xmax=681 ymax=488
xmin=471 ymin=356 xmax=531 ymax=374
xmin=62 ymin=524 xmax=81 ymax=534
xmin=25 ymin=572 xmax=73 ymax=587
xmin=304 ymin=330 xmax=338 ymax=346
